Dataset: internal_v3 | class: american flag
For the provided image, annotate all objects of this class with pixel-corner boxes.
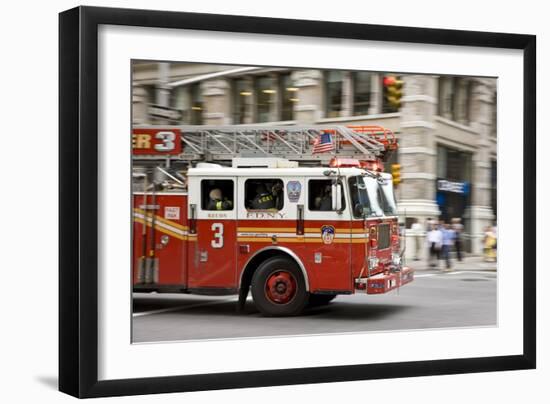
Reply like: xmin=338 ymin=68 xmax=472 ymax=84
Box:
xmin=312 ymin=132 xmax=335 ymax=153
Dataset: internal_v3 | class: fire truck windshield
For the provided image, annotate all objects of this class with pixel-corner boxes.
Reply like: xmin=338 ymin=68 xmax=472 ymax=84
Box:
xmin=363 ymin=177 xmax=385 ymax=217
xmin=378 ymin=178 xmax=398 ymax=216
xmin=349 ymin=176 xmax=379 ymax=217
xmin=349 ymin=175 xmax=397 ymax=218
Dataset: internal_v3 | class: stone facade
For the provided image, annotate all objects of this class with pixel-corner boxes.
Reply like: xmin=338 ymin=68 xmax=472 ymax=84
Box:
xmin=292 ymin=70 xmax=324 ymax=123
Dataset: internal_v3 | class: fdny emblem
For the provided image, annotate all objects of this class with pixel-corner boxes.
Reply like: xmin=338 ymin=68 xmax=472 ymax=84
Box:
xmin=321 ymin=225 xmax=335 ymax=245
xmin=287 ymin=181 xmax=302 ymax=202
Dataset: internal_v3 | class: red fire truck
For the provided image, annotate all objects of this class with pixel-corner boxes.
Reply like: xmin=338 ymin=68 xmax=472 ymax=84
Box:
xmin=132 ymin=125 xmax=413 ymax=316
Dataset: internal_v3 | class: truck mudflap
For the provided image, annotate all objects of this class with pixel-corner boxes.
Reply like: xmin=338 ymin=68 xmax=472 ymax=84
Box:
xmin=355 ymin=266 xmax=414 ymax=294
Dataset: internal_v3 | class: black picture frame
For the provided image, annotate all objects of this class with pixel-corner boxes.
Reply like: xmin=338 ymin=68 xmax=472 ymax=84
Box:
xmin=59 ymin=6 xmax=536 ymax=398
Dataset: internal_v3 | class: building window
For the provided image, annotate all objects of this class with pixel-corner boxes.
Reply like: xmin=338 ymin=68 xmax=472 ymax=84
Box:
xmin=436 ymin=145 xmax=447 ymax=179
xmin=172 ymin=86 xmax=190 ymax=123
xmin=201 ymin=180 xmax=234 ymax=211
xmin=435 ymin=144 xmax=473 ymax=225
xmin=438 ymin=77 xmax=455 ymax=119
xmin=189 ymin=83 xmax=203 ymax=125
xmin=352 ymin=71 xmax=371 ymax=115
xmin=438 ymin=76 xmax=473 ymax=125
xmin=172 ymin=83 xmax=203 ymax=124
xmin=491 ymin=90 xmax=497 ymax=138
xmin=255 ymin=76 xmax=277 ymax=123
xmin=280 ymin=73 xmax=296 ymax=121
xmin=143 ymin=84 xmax=156 ymax=106
xmin=233 ymin=78 xmax=251 ymax=124
xmin=325 ymin=71 xmax=343 ymax=118
xmin=465 ymin=80 xmax=474 ymax=124
xmin=447 ymin=148 xmax=472 ymax=182
xmin=234 ymin=73 xmax=296 ymax=123
xmin=490 ymin=160 xmax=497 ymax=218
xmin=438 ymin=145 xmax=472 ymax=183
xmin=245 ymin=179 xmax=284 ymax=210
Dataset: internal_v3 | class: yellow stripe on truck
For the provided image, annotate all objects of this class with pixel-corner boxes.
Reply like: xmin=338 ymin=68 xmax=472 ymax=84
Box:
xmin=237 ymin=227 xmax=296 ymax=232
xmin=133 ymin=208 xmax=188 ymax=231
xmin=133 ymin=217 xmax=186 ymax=240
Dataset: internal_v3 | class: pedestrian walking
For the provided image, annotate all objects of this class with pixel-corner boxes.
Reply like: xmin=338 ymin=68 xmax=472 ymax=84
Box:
xmin=451 ymin=217 xmax=464 ymax=261
xmin=426 ymin=224 xmax=442 ymax=268
xmin=441 ymin=223 xmax=456 ymax=270
xmin=492 ymin=222 xmax=498 ymax=261
xmin=483 ymin=225 xmax=497 ymax=262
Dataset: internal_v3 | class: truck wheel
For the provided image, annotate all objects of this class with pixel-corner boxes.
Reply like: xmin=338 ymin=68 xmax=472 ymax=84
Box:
xmin=308 ymin=294 xmax=337 ymax=307
xmin=251 ymin=257 xmax=309 ymax=316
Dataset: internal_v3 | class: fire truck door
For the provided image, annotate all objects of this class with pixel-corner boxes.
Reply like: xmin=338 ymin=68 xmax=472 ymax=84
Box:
xmin=304 ymin=178 xmax=353 ymax=292
xmin=187 ymin=177 xmax=238 ymax=289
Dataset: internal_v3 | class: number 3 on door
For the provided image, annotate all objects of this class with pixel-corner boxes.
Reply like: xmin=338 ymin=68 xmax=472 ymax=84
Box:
xmin=211 ymin=223 xmax=224 ymax=248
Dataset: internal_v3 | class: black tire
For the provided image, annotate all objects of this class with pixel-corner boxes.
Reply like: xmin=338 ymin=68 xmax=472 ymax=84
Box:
xmin=308 ymin=293 xmax=337 ymax=307
xmin=251 ymin=256 xmax=309 ymax=316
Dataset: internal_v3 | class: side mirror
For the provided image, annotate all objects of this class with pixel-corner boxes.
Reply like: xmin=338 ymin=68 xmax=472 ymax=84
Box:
xmin=332 ymin=182 xmax=343 ymax=213
xmin=354 ymin=203 xmax=364 ymax=218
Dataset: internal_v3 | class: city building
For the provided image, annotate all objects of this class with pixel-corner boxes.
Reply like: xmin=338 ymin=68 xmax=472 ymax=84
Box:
xmin=132 ymin=62 xmax=497 ymax=257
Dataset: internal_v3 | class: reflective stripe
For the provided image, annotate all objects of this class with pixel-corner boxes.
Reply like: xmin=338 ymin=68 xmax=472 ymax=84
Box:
xmin=252 ymin=193 xmax=275 ymax=209
xmin=211 ymin=198 xmax=232 ymax=210
xmin=238 ymin=227 xmax=295 ymax=232
xmin=133 ymin=217 xmax=186 ymax=240
xmin=237 ymin=232 xmax=367 ymax=239
xmin=236 ymin=236 xmax=368 ymax=244
xmin=133 ymin=208 xmax=187 ymax=231
xmin=133 ymin=211 xmax=188 ymax=241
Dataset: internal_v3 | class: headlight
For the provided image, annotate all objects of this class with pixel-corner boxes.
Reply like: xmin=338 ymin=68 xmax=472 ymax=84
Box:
xmin=392 ymin=253 xmax=401 ymax=267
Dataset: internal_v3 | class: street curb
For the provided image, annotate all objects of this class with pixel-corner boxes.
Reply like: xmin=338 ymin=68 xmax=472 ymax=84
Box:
xmin=412 ymin=269 xmax=497 ymax=273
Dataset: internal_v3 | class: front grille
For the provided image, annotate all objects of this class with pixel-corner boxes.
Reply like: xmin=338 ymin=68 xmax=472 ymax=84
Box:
xmin=377 ymin=223 xmax=390 ymax=250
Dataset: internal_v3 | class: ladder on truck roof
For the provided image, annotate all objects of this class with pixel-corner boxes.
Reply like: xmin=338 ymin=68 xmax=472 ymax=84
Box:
xmin=133 ymin=124 xmax=397 ymax=164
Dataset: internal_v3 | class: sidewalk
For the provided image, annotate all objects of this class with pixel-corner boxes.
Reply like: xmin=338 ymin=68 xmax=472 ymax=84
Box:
xmin=404 ymin=255 xmax=497 ymax=272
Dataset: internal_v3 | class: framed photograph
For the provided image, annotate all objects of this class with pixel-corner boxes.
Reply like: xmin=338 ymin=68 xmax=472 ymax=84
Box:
xmin=59 ymin=6 xmax=536 ymax=398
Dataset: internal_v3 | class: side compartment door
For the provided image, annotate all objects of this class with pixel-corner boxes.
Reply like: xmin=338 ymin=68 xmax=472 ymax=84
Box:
xmin=187 ymin=177 xmax=237 ymax=289
xmin=303 ymin=178 xmax=353 ymax=293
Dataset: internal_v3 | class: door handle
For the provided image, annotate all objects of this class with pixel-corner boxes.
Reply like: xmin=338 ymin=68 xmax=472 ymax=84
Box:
xmin=189 ymin=204 xmax=197 ymax=234
xmin=296 ymin=204 xmax=304 ymax=235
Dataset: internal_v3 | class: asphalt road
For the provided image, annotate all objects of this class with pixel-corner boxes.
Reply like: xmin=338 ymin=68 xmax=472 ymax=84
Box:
xmin=132 ymin=267 xmax=497 ymax=343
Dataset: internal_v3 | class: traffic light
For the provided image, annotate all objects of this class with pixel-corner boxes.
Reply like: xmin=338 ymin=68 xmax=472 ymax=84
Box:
xmin=383 ymin=75 xmax=404 ymax=111
xmin=391 ymin=163 xmax=401 ymax=186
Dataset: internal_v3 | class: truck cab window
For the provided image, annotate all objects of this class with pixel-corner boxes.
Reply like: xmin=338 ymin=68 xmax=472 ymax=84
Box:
xmin=201 ymin=179 xmax=234 ymax=211
xmin=348 ymin=176 xmax=373 ymax=218
xmin=363 ymin=176 xmax=384 ymax=217
xmin=309 ymin=179 xmax=345 ymax=211
xmin=377 ymin=179 xmax=397 ymax=216
xmin=245 ymin=179 xmax=284 ymax=210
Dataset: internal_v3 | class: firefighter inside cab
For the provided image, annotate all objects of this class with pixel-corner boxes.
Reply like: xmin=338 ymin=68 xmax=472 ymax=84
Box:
xmin=314 ymin=184 xmax=333 ymax=211
xmin=207 ymin=188 xmax=233 ymax=211
xmin=250 ymin=183 xmax=275 ymax=209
